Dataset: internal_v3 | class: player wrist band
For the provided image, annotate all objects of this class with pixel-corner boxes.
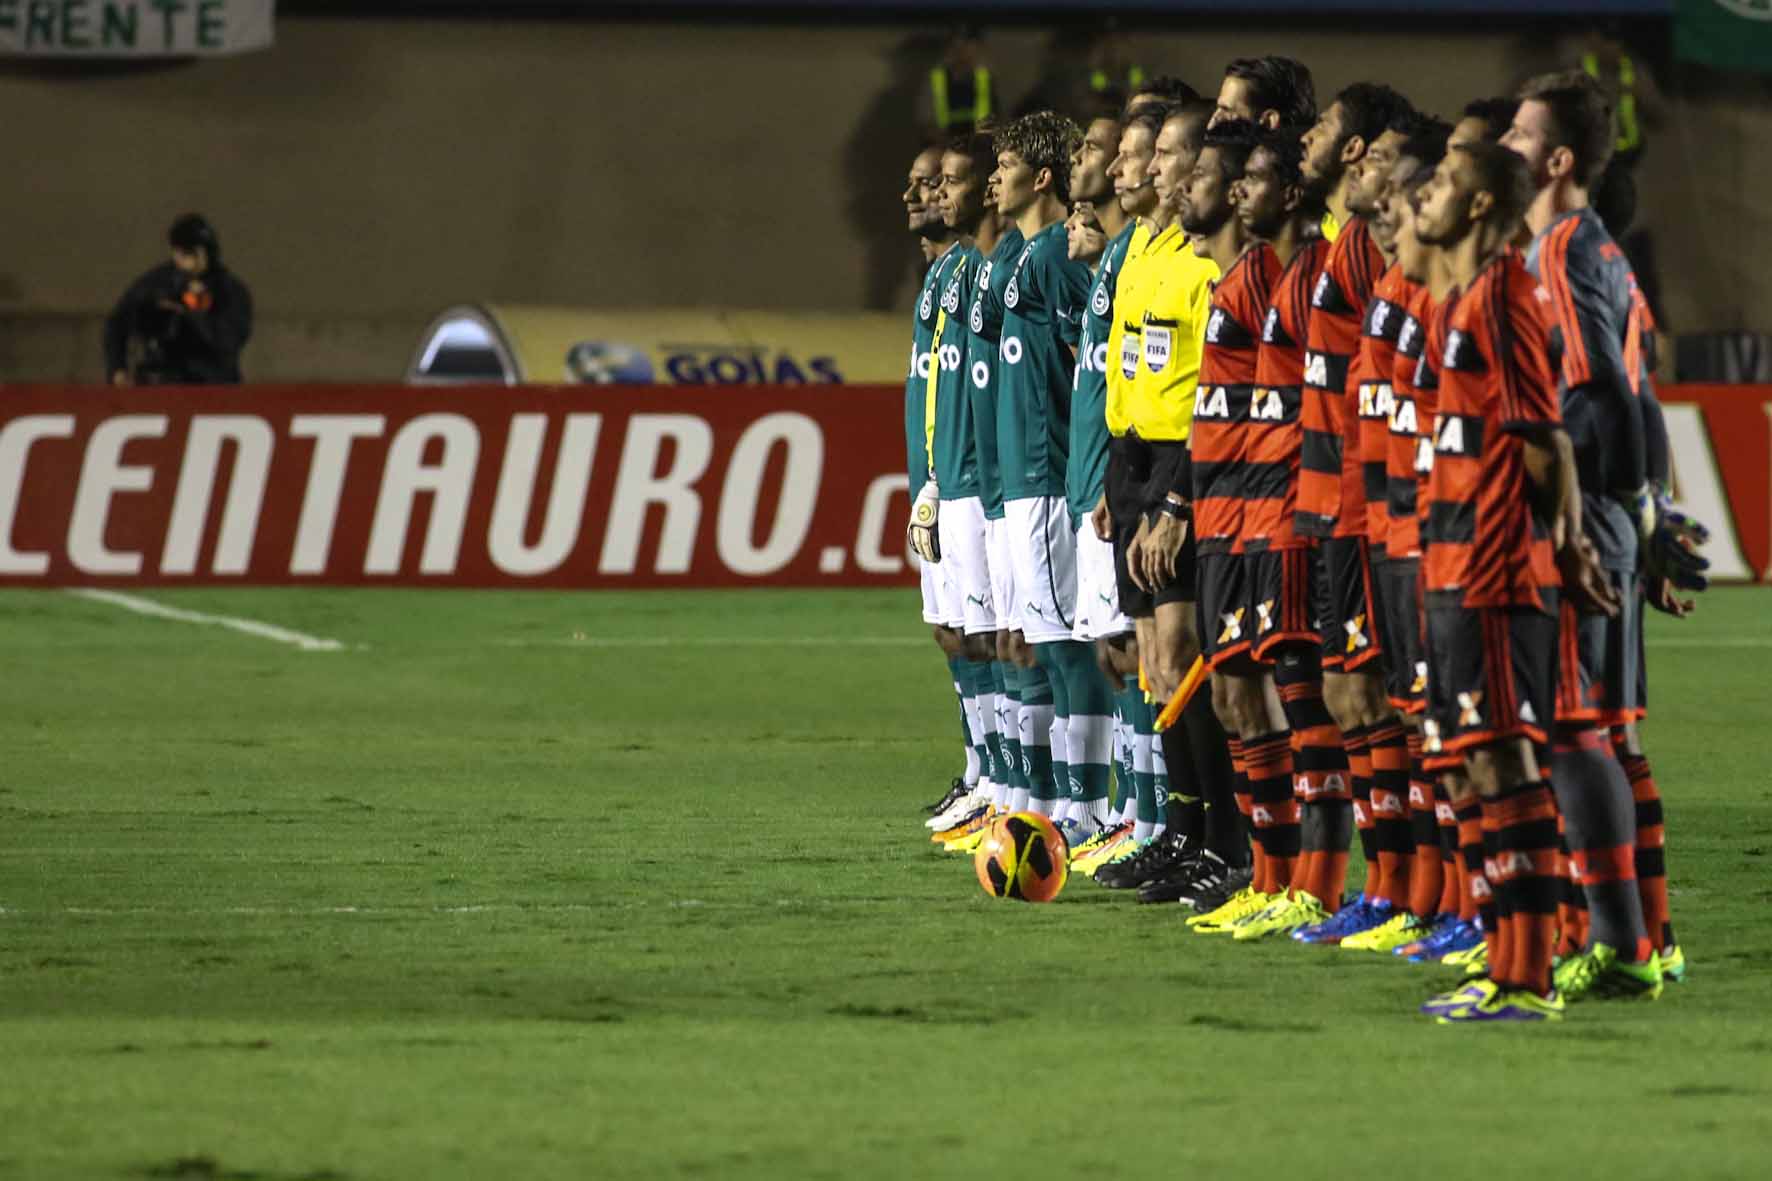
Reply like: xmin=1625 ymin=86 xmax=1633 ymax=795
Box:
xmin=1158 ymin=498 xmax=1189 ymax=520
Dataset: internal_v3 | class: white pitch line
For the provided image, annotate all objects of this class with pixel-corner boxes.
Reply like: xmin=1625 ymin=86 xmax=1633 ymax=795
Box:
xmin=66 ymin=588 xmax=347 ymax=652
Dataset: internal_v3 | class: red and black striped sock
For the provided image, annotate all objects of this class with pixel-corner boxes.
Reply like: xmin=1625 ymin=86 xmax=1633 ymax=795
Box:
xmin=1405 ymin=730 xmax=1443 ymax=918
xmin=1244 ymin=731 xmax=1299 ymax=893
xmin=1368 ymin=721 xmax=1414 ymax=911
xmin=1456 ymin=796 xmax=1489 ymax=929
xmin=1484 ymin=779 xmax=1562 ymax=996
xmin=1343 ymin=725 xmax=1377 ymax=899
xmin=1614 ymin=734 xmax=1675 ymax=951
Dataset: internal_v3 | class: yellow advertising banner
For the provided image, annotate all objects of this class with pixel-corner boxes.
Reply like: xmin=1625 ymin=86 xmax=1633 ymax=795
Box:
xmin=409 ymin=304 xmax=910 ymax=386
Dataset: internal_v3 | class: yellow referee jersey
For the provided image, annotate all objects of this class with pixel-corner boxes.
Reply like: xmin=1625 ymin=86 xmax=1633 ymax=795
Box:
xmin=1128 ymin=224 xmax=1218 ymax=442
xmin=1104 ymin=220 xmax=1153 ymax=438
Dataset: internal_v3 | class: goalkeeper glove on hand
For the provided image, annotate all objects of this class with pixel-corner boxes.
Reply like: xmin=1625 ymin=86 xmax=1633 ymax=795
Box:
xmin=909 ymin=480 xmax=941 ymax=563
xmin=1633 ymin=486 xmax=1712 ymax=593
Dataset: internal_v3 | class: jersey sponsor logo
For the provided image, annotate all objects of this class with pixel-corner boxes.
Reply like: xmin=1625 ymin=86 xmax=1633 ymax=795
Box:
xmin=1303 ymin=350 xmax=1328 ymax=388
xmin=1255 ymin=598 xmax=1276 ymax=633
xmin=1000 ymin=336 xmax=1024 ymax=365
xmin=971 ymin=359 xmax=990 ymax=389
xmin=1358 ymin=382 xmax=1395 ymax=421
xmin=1311 ymin=272 xmax=1334 ymax=308
xmin=1091 ymin=284 xmax=1110 ymax=318
xmin=1197 ymin=385 xmax=1230 ymax=419
xmin=1414 ymin=435 xmax=1435 ymax=475
xmin=977 ymin=261 xmax=994 ymax=292
xmin=1390 ymin=396 xmax=1418 ymax=436
xmin=1397 ymin=317 xmax=1418 ymax=354
xmin=1206 ymin=307 xmax=1227 ymax=343
xmin=1442 ymin=328 xmax=1484 ymax=372
xmin=937 ymin=343 xmax=963 ymax=373
xmin=915 ymin=349 xmax=935 ymax=381
xmin=1087 ymin=341 xmax=1109 ymax=375
xmin=1368 ymin=300 xmax=1392 ymax=336
xmin=1456 ymin=690 xmax=1485 ymax=729
xmin=1262 ymin=307 xmax=1281 ymax=343
xmin=1143 ymin=325 xmax=1172 ymax=374
xmin=1433 ymin=413 xmax=1479 ymax=457
xmin=1250 ymin=388 xmax=1285 ymax=421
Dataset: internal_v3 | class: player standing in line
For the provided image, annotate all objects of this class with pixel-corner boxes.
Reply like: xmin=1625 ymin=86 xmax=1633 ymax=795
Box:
xmin=902 ymin=145 xmax=981 ymax=820
xmin=1057 ymin=111 xmax=1149 ymax=865
xmin=1074 ymin=103 xmax=1169 ymax=876
xmin=1099 ymin=99 xmax=1235 ymax=894
xmin=1411 ymin=140 xmax=1615 ymax=1023
xmin=994 ymin=111 xmax=1118 ymax=846
xmin=1188 ymin=123 xmax=1338 ymax=941
xmin=1285 ymin=85 xmax=1417 ymax=948
xmin=1142 ymin=117 xmax=1268 ymax=912
xmin=1503 ymin=71 xmax=1697 ymax=998
xmin=917 ymin=133 xmax=1017 ymax=839
xmin=1362 ymin=121 xmax=1495 ymax=964
xmin=1452 ymin=98 xmax=1520 ymax=152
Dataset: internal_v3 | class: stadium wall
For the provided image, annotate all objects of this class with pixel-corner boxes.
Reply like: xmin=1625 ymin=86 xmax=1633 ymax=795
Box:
xmin=0 ymin=384 xmax=1766 ymax=587
xmin=0 ymin=18 xmax=1763 ymax=383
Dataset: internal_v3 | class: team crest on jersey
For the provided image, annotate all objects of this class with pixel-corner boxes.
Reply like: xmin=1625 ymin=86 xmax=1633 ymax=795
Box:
xmin=920 ymin=289 xmax=934 ymax=320
xmin=1092 ymin=284 xmax=1110 ymax=318
xmin=942 ymin=278 xmax=962 ymax=314
xmin=1005 ymin=277 xmax=1020 ymax=309
xmin=970 ymin=300 xmax=984 ymax=333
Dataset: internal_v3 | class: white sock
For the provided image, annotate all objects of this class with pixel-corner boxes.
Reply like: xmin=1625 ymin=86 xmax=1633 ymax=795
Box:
xmin=1028 ymin=795 xmax=1056 ymax=817
xmin=1007 ymin=786 xmax=1030 ymax=814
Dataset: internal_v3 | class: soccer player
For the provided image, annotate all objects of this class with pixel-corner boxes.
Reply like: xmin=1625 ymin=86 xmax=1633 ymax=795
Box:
xmin=1450 ymin=97 xmax=1520 ymax=150
xmin=1207 ymin=56 xmax=1317 ymax=131
xmin=1097 ymin=99 xmax=1235 ymax=893
xmin=901 ymin=145 xmax=981 ymax=823
xmin=1503 ymin=71 xmax=1692 ymax=998
xmin=1411 ymin=139 xmax=1614 ymax=1023
xmin=917 ymin=132 xmax=1018 ymax=839
xmin=1188 ymin=122 xmax=1338 ymax=941
xmin=1076 ymin=102 xmax=1169 ymax=874
xmin=1057 ymin=110 xmax=1151 ymax=865
xmin=1287 ymin=84 xmax=1420 ymax=949
xmin=993 ymin=111 xmax=1118 ymax=846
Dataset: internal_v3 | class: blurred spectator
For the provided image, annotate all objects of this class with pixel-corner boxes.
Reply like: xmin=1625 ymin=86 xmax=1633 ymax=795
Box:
xmin=921 ymin=24 xmax=993 ymax=137
xmin=1017 ymin=24 xmax=1151 ymax=123
xmin=104 ymin=214 xmax=252 ymax=385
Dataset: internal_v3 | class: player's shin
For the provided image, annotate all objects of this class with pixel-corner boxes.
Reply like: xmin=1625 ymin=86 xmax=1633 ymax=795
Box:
xmin=1017 ymin=662 xmax=1058 ymax=816
xmin=1550 ymin=727 xmax=1652 ymax=963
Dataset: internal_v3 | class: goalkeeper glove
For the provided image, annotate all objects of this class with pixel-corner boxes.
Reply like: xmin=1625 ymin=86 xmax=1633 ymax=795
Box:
xmin=909 ymin=480 xmax=941 ymax=563
xmin=1630 ymin=485 xmax=1712 ymax=593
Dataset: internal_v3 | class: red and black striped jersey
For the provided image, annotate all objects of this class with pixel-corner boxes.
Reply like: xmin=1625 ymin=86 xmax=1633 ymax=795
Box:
xmin=1192 ymin=244 xmax=1282 ymax=554
xmin=1244 ymin=235 xmax=1331 ymax=551
xmin=1297 ymin=218 xmax=1384 ymax=539
xmin=1422 ymin=252 xmax=1562 ymax=611
xmin=1357 ymin=264 xmax=1409 ymax=550
xmin=1385 ymin=279 xmax=1431 ymax=559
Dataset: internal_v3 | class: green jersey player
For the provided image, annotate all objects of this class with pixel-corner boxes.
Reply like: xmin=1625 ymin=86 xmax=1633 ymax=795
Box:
xmin=993 ymin=112 xmax=1118 ymax=841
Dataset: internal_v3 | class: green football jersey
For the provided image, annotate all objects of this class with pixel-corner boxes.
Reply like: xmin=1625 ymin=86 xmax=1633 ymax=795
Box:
xmin=905 ymin=244 xmax=963 ymax=487
xmin=964 ymin=227 xmax=1024 ymax=520
xmin=926 ymin=243 xmax=981 ymax=500
xmin=1067 ymin=221 xmax=1138 ymax=523
xmin=997 ymin=221 xmax=1094 ymax=502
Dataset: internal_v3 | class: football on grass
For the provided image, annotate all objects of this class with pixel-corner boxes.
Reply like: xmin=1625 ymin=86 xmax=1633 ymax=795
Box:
xmin=974 ymin=811 xmax=1068 ymax=902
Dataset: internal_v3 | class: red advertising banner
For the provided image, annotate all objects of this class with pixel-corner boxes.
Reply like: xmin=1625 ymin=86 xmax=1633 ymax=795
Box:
xmin=0 ymin=384 xmax=917 ymax=588
xmin=0 ymin=383 xmax=1765 ymax=587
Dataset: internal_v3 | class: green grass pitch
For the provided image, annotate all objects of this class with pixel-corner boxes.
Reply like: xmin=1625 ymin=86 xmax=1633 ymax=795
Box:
xmin=1 ymin=585 xmax=1769 ymax=1178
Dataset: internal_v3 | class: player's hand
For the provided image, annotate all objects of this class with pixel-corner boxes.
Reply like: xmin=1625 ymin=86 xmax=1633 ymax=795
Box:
xmin=908 ymin=480 xmax=941 ymax=563
xmin=1091 ymin=494 xmax=1112 ymax=542
xmin=1140 ymin=509 xmax=1189 ymax=590
xmin=1645 ymin=496 xmax=1711 ymax=593
xmin=1645 ymin=574 xmax=1696 ymax=619
xmin=1127 ymin=516 xmax=1153 ymax=592
xmin=1559 ymin=533 xmax=1621 ymax=618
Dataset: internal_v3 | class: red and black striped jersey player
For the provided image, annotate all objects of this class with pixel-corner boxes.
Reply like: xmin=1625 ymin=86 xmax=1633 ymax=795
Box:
xmin=1502 ymin=70 xmax=1707 ymax=1000
xmin=1410 ymin=139 xmax=1620 ymax=1024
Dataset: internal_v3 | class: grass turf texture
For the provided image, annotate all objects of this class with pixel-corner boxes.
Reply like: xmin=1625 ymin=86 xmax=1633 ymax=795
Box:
xmin=1 ymin=586 xmax=1770 ymax=1179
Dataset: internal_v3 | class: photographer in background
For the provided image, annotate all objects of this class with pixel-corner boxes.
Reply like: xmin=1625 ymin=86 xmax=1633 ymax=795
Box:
xmin=104 ymin=214 xmax=253 ymax=385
